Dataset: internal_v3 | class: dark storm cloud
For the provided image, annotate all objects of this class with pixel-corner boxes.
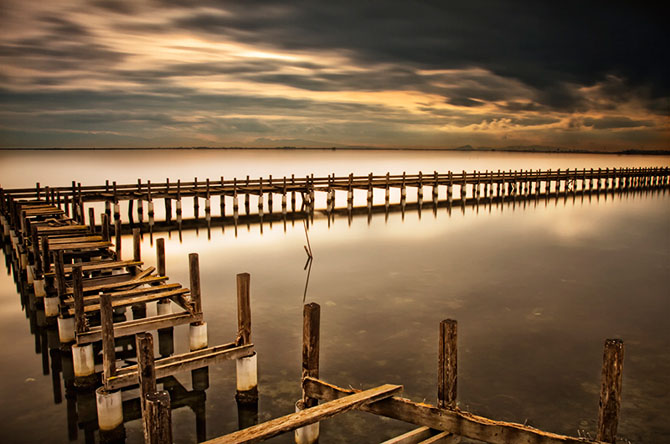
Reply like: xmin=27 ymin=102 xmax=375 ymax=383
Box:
xmin=582 ymin=116 xmax=654 ymax=130
xmin=163 ymin=0 xmax=669 ymax=113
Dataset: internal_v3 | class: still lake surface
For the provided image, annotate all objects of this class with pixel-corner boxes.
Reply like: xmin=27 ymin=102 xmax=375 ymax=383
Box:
xmin=0 ymin=149 xmax=669 ymax=443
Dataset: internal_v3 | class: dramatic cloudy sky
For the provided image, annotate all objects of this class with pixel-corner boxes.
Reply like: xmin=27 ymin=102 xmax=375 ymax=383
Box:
xmin=1 ymin=1 xmax=668 ymax=149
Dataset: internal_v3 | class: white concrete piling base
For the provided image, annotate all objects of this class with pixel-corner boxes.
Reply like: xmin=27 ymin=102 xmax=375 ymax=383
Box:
xmin=96 ymin=387 xmax=124 ymax=431
xmin=294 ymin=400 xmax=319 ymax=444
xmin=189 ymin=322 xmax=208 ymax=351
xmin=45 ymin=295 xmax=60 ymax=317
xmin=236 ymin=352 xmax=258 ymax=393
xmin=157 ymin=300 xmax=172 ymax=316
xmin=58 ymin=316 xmax=76 ymax=343
xmin=72 ymin=343 xmax=96 ymax=387
xmin=34 ymin=278 xmax=46 ymax=297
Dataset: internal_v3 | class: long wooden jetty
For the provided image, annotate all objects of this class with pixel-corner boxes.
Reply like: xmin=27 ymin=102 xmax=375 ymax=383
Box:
xmin=0 ymin=197 xmax=259 ymax=441
xmin=1 ymin=167 xmax=668 ymax=235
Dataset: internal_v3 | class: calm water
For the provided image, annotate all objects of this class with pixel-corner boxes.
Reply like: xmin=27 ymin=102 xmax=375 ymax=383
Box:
xmin=0 ymin=149 xmax=669 ymax=443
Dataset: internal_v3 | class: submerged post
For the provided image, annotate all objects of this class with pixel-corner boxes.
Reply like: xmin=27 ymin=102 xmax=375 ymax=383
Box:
xmin=296 ymin=302 xmax=320 ymax=444
xmin=438 ymin=319 xmax=457 ymax=409
xmin=597 ymin=339 xmax=624 ymax=443
xmin=146 ymin=391 xmax=172 ymax=444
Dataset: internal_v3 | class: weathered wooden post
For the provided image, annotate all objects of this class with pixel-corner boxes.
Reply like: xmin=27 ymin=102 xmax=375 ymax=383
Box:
xmin=137 ymin=332 xmax=157 ymax=443
xmin=96 ymin=291 xmax=125 ymax=442
xmin=72 ymin=271 xmax=95 ymax=387
xmin=189 ymin=253 xmax=207 ymax=351
xmin=115 ymin=219 xmax=122 ymax=260
xmin=88 ymin=207 xmax=96 ymax=234
xmin=133 ymin=227 xmax=141 ymax=264
xmin=147 ymin=181 xmax=155 ymax=228
xmin=295 ymin=302 xmax=320 ymax=444
xmin=438 ymin=319 xmax=457 ymax=409
xmin=146 ymin=391 xmax=172 ymax=444
xmin=230 ymin=177 xmax=238 ymax=221
xmin=156 ymin=238 xmax=174 ymax=357
xmin=597 ymin=338 xmax=624 ymax=443
xmin=101 ymin=213 xmax=110 ymax=242
xmin=258 ymin=176 xmax=264 ymax=217
xmin=193 ymin=176 xmax=200 ymax=219
xmin=218 ymin=176 xmax=226 ymax=218
xmin=31 ymin=229 xmax=46 ymax=298
xmin=235 ymin=272 xmax=258 ymax=402
xmin=244 ymin=176 xmax=251 ymax=215
xmin=417 ymin=171 xmax=424 ymax=203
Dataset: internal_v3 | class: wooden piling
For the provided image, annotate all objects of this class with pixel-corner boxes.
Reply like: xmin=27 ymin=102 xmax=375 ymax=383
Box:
xmin=597 ymin=339 xmax=624 ymax=443
xmin=88 ymin=207 xmax=95 ymax=233
xmin=156 ymin=238 xmax=166 ymax=276
xmin=302 ymin=302 xmax=320 ymax=408
xmin=236 ymin=273 xmax=251 ymax=346
xmin=438 ymin=319 xmax=457 ymax=409
xmin=133 ymin=227 xmax=141 ymax=263
xmin=72 ymin=265 xmax=86 ymax=334
xmin=101 ymin=213 xmax=110 ymax=242
xmin=146 ymin=390 xmax=172 ymax=444
xmin=115 ymin=219 xmax=122 ymax=260
xmin=100 ymin=292 xmax=116 ymax=383
xmin=136 ymin=332 xmax=157 ymax=443
xmin=189 ymin=253 xmax=202 ymax=316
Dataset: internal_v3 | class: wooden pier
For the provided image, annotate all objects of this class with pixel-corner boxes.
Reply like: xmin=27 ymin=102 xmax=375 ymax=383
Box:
xmin=0 ymin=197 xmax=259 ymax=441
xmin=1 ymin=167 xmax=668 ymax=236
xmin=0 ymin=166 xmax=655 ymax=443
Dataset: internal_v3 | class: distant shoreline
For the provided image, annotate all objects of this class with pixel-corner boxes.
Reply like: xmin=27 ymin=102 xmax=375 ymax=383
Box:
xmin=1 ymin=146 xmax=669 ymax=156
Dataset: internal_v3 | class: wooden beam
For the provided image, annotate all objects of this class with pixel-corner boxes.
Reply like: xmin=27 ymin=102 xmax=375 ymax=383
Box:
xmin=236 ymin=273 xmax=251 ymax=345
xmin=100 ymin=291 xmax=116 ymax=384
xmin=107 ymin=343 xmax=254 ymax=390
xmin=137 ymin=332 xmax=156 ymax=443
xmin=303 ymin=378 xmax=603 ymax=444
xmin=189 ymin=253 xmax=202 ymax=315
xmin=597 ymin=339 xmax=624 ymax=443
xmin=203 ymin=383 xmax=402 ymax=444
xmin=302 ymin=302 xmax=320 ymax=408
xmin=76 ymin=312 xmax=202 ymax=344
xmin=438 ymin=319 xmax=457 ymax=409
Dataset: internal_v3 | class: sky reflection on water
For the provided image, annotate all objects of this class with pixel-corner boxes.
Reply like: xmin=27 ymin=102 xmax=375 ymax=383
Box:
xmin=0 ymin=150 xmax=668 ymax=443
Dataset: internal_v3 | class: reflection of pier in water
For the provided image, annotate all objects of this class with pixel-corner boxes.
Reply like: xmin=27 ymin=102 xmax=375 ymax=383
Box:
xmin=2 ymin=253 xmax=208 ymax=443
xmin=0 ymin=196 xmax=259 ymax=443
xmin=111 ymin=180 xmax=669 ymax=240
xmin=1 ymin=167 xmax=668 ymax=240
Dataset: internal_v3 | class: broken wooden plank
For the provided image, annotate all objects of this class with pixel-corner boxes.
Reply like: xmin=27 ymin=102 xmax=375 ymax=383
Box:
xmin=203 ymin=383 xmax=403 ymax=444
xmin=46 ymin=235 xmax=103 ymax=245
xmin=303 ymin=378 xmax=602 ymax=444
xmin=64 ymin=283 xmax=183 ymax=306
xmin=76 ymin=312 xmax=202 ymax=344
xmin=66 ymin=273 xmax=166 ymax=295
xmin=67 ymin=287 xmax=189 ymax=315
xmin=50 ymin=240 xmax=113 ymax=251
xmin=63 ymin=259 xmax=143 ymax=273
